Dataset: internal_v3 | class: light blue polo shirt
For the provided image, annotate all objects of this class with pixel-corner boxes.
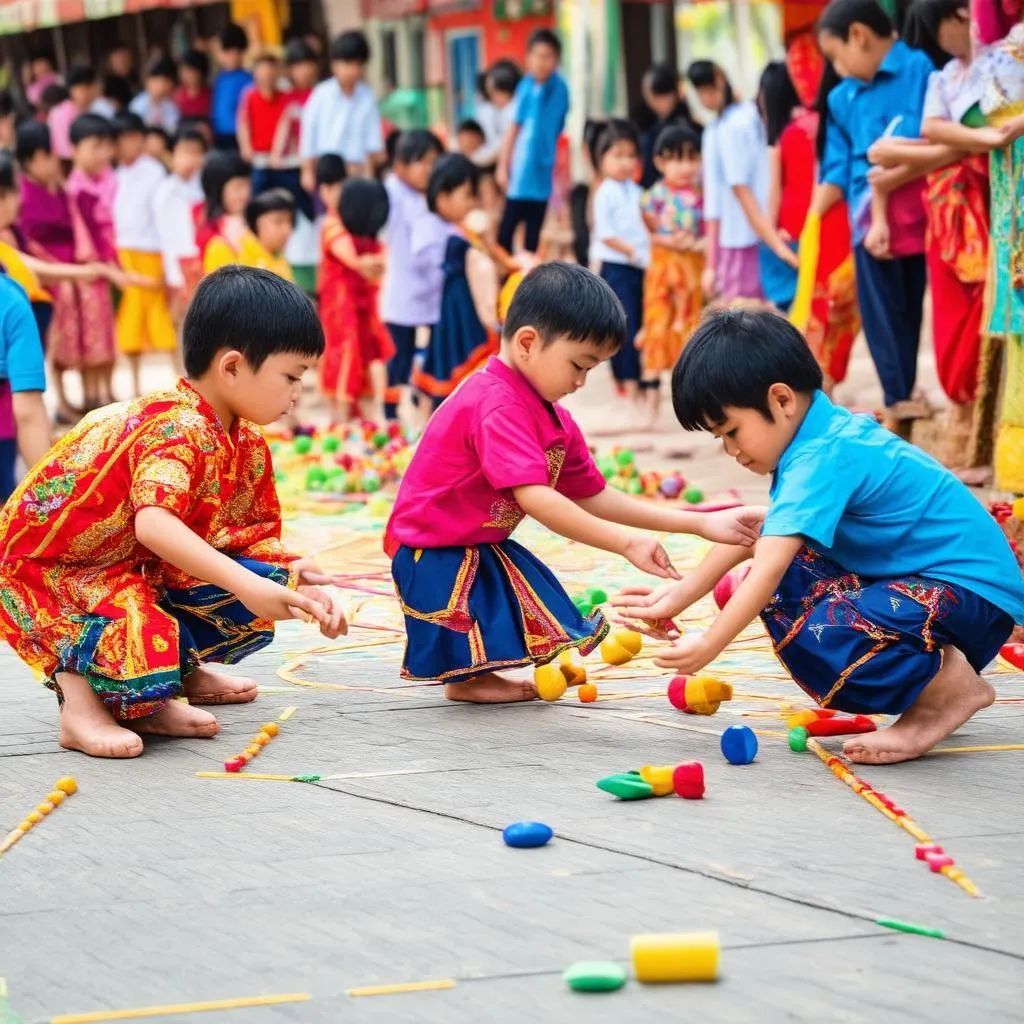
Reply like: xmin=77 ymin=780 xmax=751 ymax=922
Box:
xmin=762 ymin=391 xmax=1024 ymax=624
xmin=0 ymin=275 xmax=46 ymax=393
xmin=508 ymin=71 xmax=569 ymax=202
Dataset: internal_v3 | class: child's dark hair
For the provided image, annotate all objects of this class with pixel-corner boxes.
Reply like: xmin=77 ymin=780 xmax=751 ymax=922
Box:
xmin=66 ymin=65 xmax=98 ymax=89
xmin=146 ymin=126 xmax=172 ymax=150
xmin=758 ymin=61 xmax=801 ymax=147
xmin=902 ymin=0 xmax=964 ymax=67
xmin=329 ymin=30 xmax=371 ymax=64
xmin=219 ymin=24 xmax=249 ymax=53
xmin=173 ymin=126 xmax=208 ymax=151
xmin=245 ymin=188 xmax=295 ymax=234
xmin=426 ymin=153 xmax=478 ymax=214
xmin=284 ymin=38 xmax=318 ymax=65
xmin=15 ymin=121 xmax=51 ymax=165
xmin=102 ymin=74 xmax=133 ymax=110
xmin=654 ymin=122 xmax=701 ymax=159
xmin=503 ymin=262 xmax=626 ymax=350
xmin=183 ymin=265 xmax=323 ymax=377
xmin=339 ymin=178 xmax=390 ymax=238
xmin=818 ymin=0 xmax=894 ymax=40
xmin=394 ymin=128 xmax=443 ymax=165
xmin=672 ymin=310 xmax=823 ymax=430
xmin=644 ymin=62 xmax=680 ymax=97
xmin=813 ymin=62 xmax=842 ymax=163
xmin=527 ymin=27 xmax=562 ymax=57
xmin=487 ymin=59 xmax=522 ymax=96
xmin=113 ymin=111 xmax=146 ymax=137
xmin=687 ymin=60 xmax=734 ymax=107
xmin=0 ymin=151 xmax=15 ymax=194
xmin=69 ymin=114 xmax=115 ymax=146
xmin=145 ymin=57 xmax=178 ymax=83
xmin=456 ymin=118 xmax=485 ymax=141
xmin=316 ymin=153 xmax=347 ymax=188
xmin=596 ymin=118 xmax=639 ymax=163
xmin=253 ymin=50 xmax=281 ymax=69
xmin=182 ymin=50 xmax=210 ymax=78
xmin=39 ymin=83 xmax=69 ymax=112
xmin=202 ymin=150 xmax=252 ymax=221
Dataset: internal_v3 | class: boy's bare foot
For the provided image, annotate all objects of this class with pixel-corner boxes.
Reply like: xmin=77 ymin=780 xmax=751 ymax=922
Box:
xmin=56 ymin=672 xmax=144 ymax=758
xmin=844 ymin=647 xmax=995 ymax=765
xmin=444 ymin=673 xmax=538 ymax=703
xmin=182 ymin=666 xmax=258 ymax=705
xmin=131 ymin=701 xmax=220 ymax=738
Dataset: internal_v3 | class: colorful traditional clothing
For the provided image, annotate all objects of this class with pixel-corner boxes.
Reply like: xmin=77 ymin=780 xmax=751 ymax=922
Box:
xmin=318 ymin=214 xmax=394 ymax=404
xmin=204 ymin=230 xmax=294 ymax=281
xmin=640 ymin=180 xmax=704 ymax=373
xmin=412 ymin=234 xmax=497 ymax=407
xmin=386 ymin=357 xmax=609 ymax=682
xmin=0 ymin=379 xmax=298 ymax=719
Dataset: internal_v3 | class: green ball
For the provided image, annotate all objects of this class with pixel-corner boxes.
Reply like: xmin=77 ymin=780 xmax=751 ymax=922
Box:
xmin=615 ymin=448 xmax=634 ymax=467
xmin=627 ymin=478 xmax=643 ymax=495
xmin=575 ymin=599 xmax=593 ymax=618
xmin=321 ymin=435 xmax=340 ymax=453
xmin=587 ymin=587 xmax=608 ymax=605
xmin=683 ymin=485 xmax=705 ymax=504
xmin=598 ymin=458 xmax=617 ymax=480
xmin=293 ymin=435 xmax=313 ymax=455
xmin=306 ymin=466 xmax=327 ymax=487
xmin=788 ymin=726 xmax=809 ymax=753
xmin=372 ymin=431 xmax=389 ymax=449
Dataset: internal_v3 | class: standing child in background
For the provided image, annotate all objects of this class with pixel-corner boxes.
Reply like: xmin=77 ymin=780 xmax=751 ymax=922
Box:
xmin=640 ymin=124 xmax=704 ymax=400
xmin=206 ymin=188 xmax=294 ymax=279
xmin=639 ymin=63 xmax=701 ymax=190
xmin=129 ymin=58 xmax=181 ymax=135
xmin=113 ymin=112 xmax=176 ymax=398
xmin=199 ymin=150 xmax=252 ymax=271
xmin=144 ymin=127 xmax=173 ymax=169
xmin=381 ymin=129 xmax=444 ymax=423
xmin=175 ymin=51 xmax=212 ymax=121
xmin=319 ymin=177 xmax=393 ymax=425
xmin=590 ymin=120 xmax=650 ymax=412
xmin=412 ymin=154 xmax=499 ymax=412
xmin=496 ymin=29 xmax=569 ymax=255
xmin=48 ymin=66 xmax=101 ymax=164
xmin=455 ymin=119 xmax=487 ymax=161
xmin=386 ymin=262 xmax=765 ymax=703
xmin=211 ymin=24 xmax=253 ymax=151
xmin=154 ymin=128 xmax=207 ymax=323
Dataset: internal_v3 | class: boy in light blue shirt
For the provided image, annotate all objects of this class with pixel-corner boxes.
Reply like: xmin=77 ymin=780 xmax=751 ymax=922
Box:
xmin=614 ymin=310 xmax=1023 ymax=766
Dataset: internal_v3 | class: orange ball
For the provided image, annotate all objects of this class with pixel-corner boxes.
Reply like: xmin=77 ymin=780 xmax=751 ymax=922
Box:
xmin=262 ymin=723 xmax=280 ymax=736
xmin=245 ymin=745 xmax=261 ymax=756
xmin=578 ymin=683 xmax=599 ymax=703
xmin=253 ymin=734 xmax=270 ymax=747
xmin=55 ymin=777 xmax=78 ymax=795
xmin=37 ymin=802 xmax=55 ymax=816
xmin=26 ymin=810 xmax=43 ymax=825
xmin=47 ymin=791 xmax=66 ymax=806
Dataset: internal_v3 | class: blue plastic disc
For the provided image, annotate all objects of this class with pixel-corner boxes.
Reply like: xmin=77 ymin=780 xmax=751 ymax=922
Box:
xmin=502 ymin=821 xmax=554 ymax=848
xmin=720 ymin=724 xmax=758 ymax=765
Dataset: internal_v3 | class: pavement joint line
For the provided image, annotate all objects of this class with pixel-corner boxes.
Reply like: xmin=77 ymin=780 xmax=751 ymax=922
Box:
xmin=305 ymin=780 xmax=1024 ymax=964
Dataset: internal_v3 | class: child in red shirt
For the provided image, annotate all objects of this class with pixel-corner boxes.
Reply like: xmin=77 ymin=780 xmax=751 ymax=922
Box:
xmin=174 ymin=51 xmax=212 ymax=121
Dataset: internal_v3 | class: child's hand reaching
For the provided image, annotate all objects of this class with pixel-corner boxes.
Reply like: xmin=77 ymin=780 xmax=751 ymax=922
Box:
xmin=611 ymin=583 xmax=685 ymax=639
xmin=696 ymin=506 xmax=767 ymax=546
xmin=291 ymin=557 xmax=346 ymax=587
xmin=653 ymin=634 xmax=717 ymax=675
xmin=622 ymin=536 xmax=681 ymax=579
xmin=298 ymin=585 xmax=348 ymax=639
xmin=237 ymin=575 xmax=329 ymax=626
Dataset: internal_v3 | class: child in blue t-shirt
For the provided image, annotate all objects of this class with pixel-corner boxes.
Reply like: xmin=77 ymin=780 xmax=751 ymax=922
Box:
xmin=614 ymin=310 xmax=1024 ymax=766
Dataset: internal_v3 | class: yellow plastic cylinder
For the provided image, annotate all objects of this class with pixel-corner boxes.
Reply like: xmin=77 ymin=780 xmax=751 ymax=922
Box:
xmin=630 ymin=931 xmax=719 ymax=983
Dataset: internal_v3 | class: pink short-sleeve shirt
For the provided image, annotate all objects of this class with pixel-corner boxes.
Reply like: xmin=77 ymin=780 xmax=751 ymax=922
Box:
xmin=385 ymin=357 xmax=605 ymax=555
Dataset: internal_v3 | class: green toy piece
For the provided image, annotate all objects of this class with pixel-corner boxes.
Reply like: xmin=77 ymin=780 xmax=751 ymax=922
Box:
xmin=563 ymin=961 xmax=628 ymax=993
xmin=293 ymin=435 xmax=313 ymax=455
xmin=683 ymin=485 xmax=705 ymax=504
xmin=875 ymin=917 xmax=945 ymax=939
xmin=597 ymin=774 xmax=655 ymax=799
xmin=587 ymin=587 xmax=608 ymax=605
xmin=306 ymin=466 xmax=328 ymax=490
xmin=321 ymin=435 xmax=340 ymax=453
xmin=788 ymin=726 xmax=809 ymax=752
xmin=598 ymin=458 xmax=617 ymax=480
xmin=292 ymin=774 xmax=322 ymax=783
xmin=615 ymin=449 xmax=634 ymax=467
xmin=627 ymin=479 xmax=643 ymax=495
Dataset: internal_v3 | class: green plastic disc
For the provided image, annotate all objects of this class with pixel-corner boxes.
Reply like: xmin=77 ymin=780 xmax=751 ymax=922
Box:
xmin=587 ymin=587 xmax=608 ymax=605
xmin=563 ymin=961 xmax=627 ymax=993
xmin=596 ymin=775 xmax=654 ymax=800
xmin=788 ymin=726 xmax=809 ymax=752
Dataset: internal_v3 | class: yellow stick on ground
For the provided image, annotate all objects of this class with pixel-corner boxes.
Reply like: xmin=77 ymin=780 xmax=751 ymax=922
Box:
xmin=278 ymin=706 xmax=298 ymax=721
xmin=346 ymin=979 xmax=456 ymax=998
xmin=50 ymin=992 xmax=311 ymax=1023
xmin=195 ymin=772 xmax=300 ymax=781
xmin=928 ymin=744 xmax=1024 ymax=755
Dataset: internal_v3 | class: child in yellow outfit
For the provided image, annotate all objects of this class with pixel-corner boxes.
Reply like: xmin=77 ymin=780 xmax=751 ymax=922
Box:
xmin=113 ymin=112 xmax=177 ymax=397
xmin=205 ymin=188 xmax=294 ymax=282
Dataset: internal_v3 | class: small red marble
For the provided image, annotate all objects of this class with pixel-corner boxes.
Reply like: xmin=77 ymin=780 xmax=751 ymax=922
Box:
xmin=672 ymin=762 xmax=705 ymax=800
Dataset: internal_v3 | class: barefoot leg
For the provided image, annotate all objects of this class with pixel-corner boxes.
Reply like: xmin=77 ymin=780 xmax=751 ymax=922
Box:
xmin=130 ymin=700 xmax=220 ymax=738
xmin=57 ymin=672 xmax=144 ymax=758
xmin=444 ymin=672 xmax=538 ymax=704
xmin=844 ymin=646 xmax=995 ymax=765
xmin=182 ymin=665 xmax=258 ymax=705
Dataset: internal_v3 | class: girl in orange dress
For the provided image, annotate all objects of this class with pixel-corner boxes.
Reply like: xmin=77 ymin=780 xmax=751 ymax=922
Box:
xmin=318 ymin=178 xmax=394 ymax=425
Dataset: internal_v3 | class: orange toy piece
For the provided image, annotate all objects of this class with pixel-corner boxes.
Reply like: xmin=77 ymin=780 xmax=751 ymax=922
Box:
xmin=559 ymin=651 xmax=588 ymax=686
xmin=601 ymin=629 xmax=642 ymax=666
xmin=578 ymin=683 xmax=599 ymax=703
xmin=535 ymin=663 xmax=568 ymax=702
xmin=667 ymin=675 xmax=734 ymax=715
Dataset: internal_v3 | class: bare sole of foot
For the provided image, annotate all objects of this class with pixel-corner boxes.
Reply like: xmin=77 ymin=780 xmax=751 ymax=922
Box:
xmin=844 ymin=647 xmax=995 ymax=765
xmin=59 ymin=716 xmax=144 ymax=758
xmin=182 ymin=666 xmax=258 ymax=705
xmin=444 ymin=673 xmax=538 ymax=703
xmin=130 ymin=700 xmax=220 ymax=738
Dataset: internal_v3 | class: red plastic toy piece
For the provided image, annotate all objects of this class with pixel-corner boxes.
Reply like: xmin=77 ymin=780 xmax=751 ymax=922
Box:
xmin=224 ymin=758 xmax=244 ymax=773
xmin=925 ymin=852 xmax=955 ymax=872
xmin=915 ymin=843 xmax=944 ymax=860
xmin=672 ymin=762 xmax=705 ymax=799
xmin=1000 ymin=642 xmax=1024 ymax=670
xmin=804 ymin=715 xmax=876 ymax=737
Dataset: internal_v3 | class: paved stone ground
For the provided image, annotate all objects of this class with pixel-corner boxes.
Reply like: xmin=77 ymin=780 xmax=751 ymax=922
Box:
xmin=3 ymin=342 xmax=1023 ymax=1023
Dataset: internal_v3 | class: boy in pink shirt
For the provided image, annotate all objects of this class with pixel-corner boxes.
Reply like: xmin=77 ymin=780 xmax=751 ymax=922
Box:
xmin=386 ymin=261 xmax=766 ymax=703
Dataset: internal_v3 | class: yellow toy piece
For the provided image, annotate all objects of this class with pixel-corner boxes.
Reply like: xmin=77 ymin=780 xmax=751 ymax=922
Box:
xmin=786 ymin=710 xmax=820 ymax=729
xmin=631 ymin=931 xmax=720 ymax=983
xmin=638 ymin=765 xmax=675 ymax=797
xmin=534 ymin=663 xmax=568 ymax=702
xmin=559 ymin=650 xmax=587 ymax=686
xmin=683 ymin=676 xmax=733 ymax=715
xmin=600 ymin=629 xmax=642 ymax=666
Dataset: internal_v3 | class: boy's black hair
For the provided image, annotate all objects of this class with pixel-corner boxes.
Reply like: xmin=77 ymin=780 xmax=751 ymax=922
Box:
xmin=30 ymin=51 xmax=55 ymax=68
xmin=671 ymin=310 xmax=823 ymax=430
xmin=145 ymin=125 xmax=172 ymax=149
xmin=0 ymin=90 xmax=15 ymax=120
xmin=181 ymin=50 xmax=211 ymax=78
xmin=173 ymin=126 xmax=208 ymax=151
xmin=339 ymin=177 xmax=390 ymax=238
xmin=145 ymin=57 xmax=178 ymax=83
xmin=245 ymin=188 xmax=295 ymax=234
xmin=595 ymin=118 xmax=639 ymax=164
xmin=39 ymin=83 xmax=69 ymax=111
xmin=329 ymin=30 xmax=371 ymax=64
xmin=0 ymin=151 xmax=15 ymax=193
xmin=284 ymin=38 xmax=318 ymax=65
xmin=503 ymin=261 xmax=625 ymax=350
xmin=394 ymin=128 xmax=443 ymax=165
xmin=687 ymin=59 xmax=735 ymax=107
xmin=526 ymin=27 xmax=562 ymax=57
xmin=487 ymin=59 xmax=522 ymax=96
xmin=426 ymin=153 xmax=477 ymax=214
xmin=183 ymin=265 xmax=323 ymax=377
xmin=456 ymin=118 xmax=485 ymax=140
xmin=15 ymin=121 xmax=51 ymax=165
xmin=69 ymin=113 xmax=115 ymax=146
xmin=218 ymin=24 xmax=249 ymax=53
xmin=654 ymin=122 xmax=701 ymax=159
xmin=66 ymin=65 xmax=97 ymax=89
xmin=201 ymin=149 xmax=252 ymax=221
xmin=253 ymin=50 xmax=281 ymax=67
xmin=384 ymin=128 xmax=401 ymax=167
xmin=644 ymin=62 xmax=680 ymax=97
xmin=818 ymin=0 xmax=894 ymax=40
xmin=315 ymin=153 xmax=347 ymax=187
xmin=112 ymin=111 xmax=146 ymax=137
xmin=102 ymin=74 xmax=133 ymax=109
xmin=758 ymin=61 xmax=801 ymax=146
xmin=902 ymin=0 xmax=965 ymax=67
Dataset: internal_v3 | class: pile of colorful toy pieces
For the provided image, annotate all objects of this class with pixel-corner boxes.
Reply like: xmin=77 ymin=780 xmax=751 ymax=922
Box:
xmin=596 ymin=447 xmax=704 ymax=502
xmin=785 ymin=709 xmax=877 ymax=751
xmin=224 ymin=721 xmax=281 ymax=773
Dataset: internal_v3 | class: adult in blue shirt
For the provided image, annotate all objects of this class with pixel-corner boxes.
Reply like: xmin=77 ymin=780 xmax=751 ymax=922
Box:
xmin=616 ymin=311 xmax=1022 ymax=767
xmin=211 ymin=24 xmax=254 ymax=151
xmin=0 ymin=273 xmax=50 ymax=501
xmin=496 ymin=29 xmax=569 ymax=255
